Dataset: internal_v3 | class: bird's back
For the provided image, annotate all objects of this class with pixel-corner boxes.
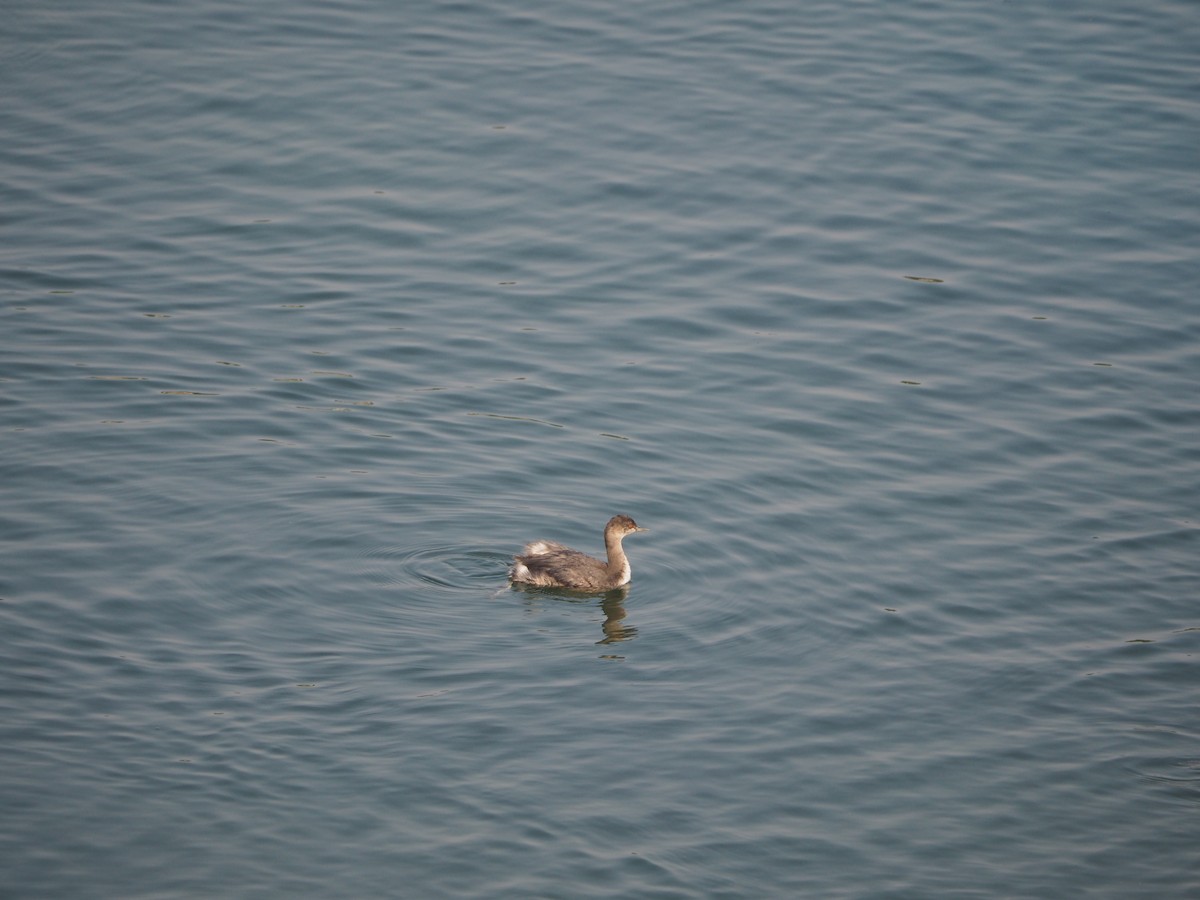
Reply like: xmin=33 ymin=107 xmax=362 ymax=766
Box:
xmin=509 ymin=542 xmax=611 ymax=590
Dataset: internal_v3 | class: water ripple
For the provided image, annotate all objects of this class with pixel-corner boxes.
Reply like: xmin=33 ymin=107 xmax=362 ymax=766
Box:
xmin=3 ymin=0 xmax=1199 ymax=896
xmin=360 ymin=543 xmax=509 ymax=593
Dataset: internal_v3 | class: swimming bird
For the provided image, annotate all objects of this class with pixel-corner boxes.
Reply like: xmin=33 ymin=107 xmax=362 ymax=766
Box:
xmin=508 ymin=515 xmax=647 ymax=591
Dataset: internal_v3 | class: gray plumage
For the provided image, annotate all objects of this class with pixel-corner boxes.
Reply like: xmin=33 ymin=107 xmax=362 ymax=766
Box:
xmin=508 ymin=515 xmax=647 ymax=591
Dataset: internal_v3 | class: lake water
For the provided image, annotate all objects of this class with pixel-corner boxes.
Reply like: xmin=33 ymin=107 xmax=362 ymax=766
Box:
xmin=2 ymin=0 xmax=1198 ymax=896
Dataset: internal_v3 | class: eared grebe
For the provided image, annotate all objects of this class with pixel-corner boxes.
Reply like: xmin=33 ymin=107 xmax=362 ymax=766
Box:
xmin=508 ymin=515 xmax=647 ymax=591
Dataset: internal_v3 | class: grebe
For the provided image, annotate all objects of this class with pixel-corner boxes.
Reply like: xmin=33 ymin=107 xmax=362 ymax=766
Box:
xmin=508 ymin=515 xmax=647 ymax=591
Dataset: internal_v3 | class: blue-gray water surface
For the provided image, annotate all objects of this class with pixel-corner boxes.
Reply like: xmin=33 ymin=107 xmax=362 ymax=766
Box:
xmin=2 ymin=1 xmax=1198 ymax=897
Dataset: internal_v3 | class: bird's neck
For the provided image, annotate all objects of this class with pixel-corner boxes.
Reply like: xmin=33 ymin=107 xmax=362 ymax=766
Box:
xmin=605 ymin=532 xmax=630 ymax=583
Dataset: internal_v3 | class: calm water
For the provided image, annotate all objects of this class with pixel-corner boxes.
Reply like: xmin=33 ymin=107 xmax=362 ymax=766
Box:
xmin=3 ymin=0 xmax=1198 ymax=896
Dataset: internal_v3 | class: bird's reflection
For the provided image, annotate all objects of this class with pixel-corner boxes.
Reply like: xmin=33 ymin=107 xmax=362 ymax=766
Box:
xmin=597 ymin=587 xmax=637 ymax=645
xmin=508 ymin=582 xmax=639 ymax=646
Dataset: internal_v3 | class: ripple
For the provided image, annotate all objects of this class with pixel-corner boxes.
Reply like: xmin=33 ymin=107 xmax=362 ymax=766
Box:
xmin=1125 ymin=754 xmax=1200 ymax=795
xmin=3 ymin=0 xmax=1199 ymax=895
xmin=360 ymin=543 xmax=510 ymax=593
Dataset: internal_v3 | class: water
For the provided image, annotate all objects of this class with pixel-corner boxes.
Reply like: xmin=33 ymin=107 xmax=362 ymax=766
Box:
xmin=2 ymin=0 xmax=1198 ymax=896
